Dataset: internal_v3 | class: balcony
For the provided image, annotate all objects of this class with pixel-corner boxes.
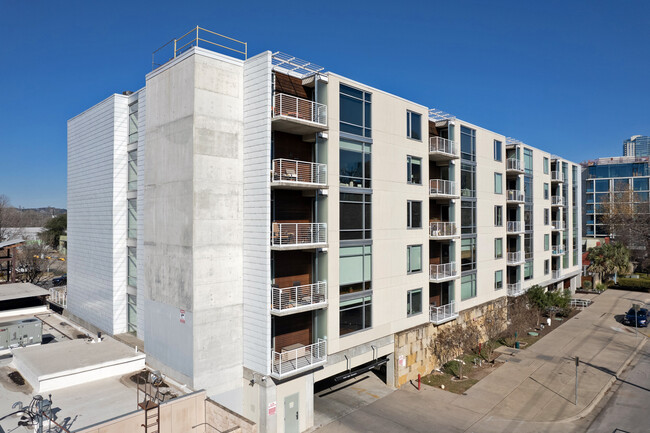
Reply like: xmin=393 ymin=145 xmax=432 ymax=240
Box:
xmin=429 ymin=222 xmax=459 ymax=239
xmin=507 ymin=251 xmax=525 ymax=265
xmin=551 ymin=196 xmax=564 ymax=206
xmin=271 ymin=159 xmax=327 ymax=189
xmin=271 ymin=282 xmax=327 ymax=316
xmin=429 ymin=262 xmax=458 ymax=282
xmin=552 ymin=270 xmax=562 ymax=279
xmin=429 ymin=179 xmax=458 ymax=198
xmin=552 ymin=246 xmax=565 ymax=256
xmin=271 ymin=338 xmax=327 ymax=379
xmin=507 ymin=282 xmax=525 ymax=297
xmin=551 ymin=220 xmax=566 ymax=231
xmin=506 ymin=190 xmax=524 ymax=204
xmin=429 ymin=301 xmax=458 ymax=325
xmin=429 ymin=136 xmax=459 ymax=160
xmin=551 ymin=171 xmax=563 ymax=183
xmin=506 ymin=158 xmax=525 ymax=174
xmin=272 ymin=93 xmax=327 ymax=135
xmin=271 ymin=223 xmax=327 ymax=250
xmin=507 ymin=221 xmax=523 ymax=234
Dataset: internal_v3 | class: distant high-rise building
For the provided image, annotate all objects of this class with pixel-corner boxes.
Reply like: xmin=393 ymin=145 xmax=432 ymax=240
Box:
xmin=623 ymin=135 xmax=650 ymax=157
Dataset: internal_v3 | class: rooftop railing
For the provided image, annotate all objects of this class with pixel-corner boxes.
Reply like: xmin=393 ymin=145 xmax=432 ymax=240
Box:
xmin=272 ymin=159 xmax=327 ymax=186
xmin=273 ymin=93 xmax=327 ymax=126
xmin=271 ymin=339 xmax=326 ymax=379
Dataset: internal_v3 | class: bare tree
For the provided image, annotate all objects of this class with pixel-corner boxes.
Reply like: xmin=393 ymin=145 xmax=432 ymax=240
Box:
xmin=15 ymin=243 xmax=56 ymax=284
xmin=481 ymin=307 xmax=507 ymax=361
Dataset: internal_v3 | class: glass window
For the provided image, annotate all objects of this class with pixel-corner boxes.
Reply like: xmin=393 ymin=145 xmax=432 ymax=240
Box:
xmin=544 ymin=259 xmax=549 ymax=275
xmin=407 ymin=201 xmax=422 ymax=229
xmin=340 ymin=138 xmax=371 ymax=188
xmin=544 ymin=234 xmax=550 ymax=251
xmin=407 ymin=245 xmax=422 ymax=273
xmin=524 ymin=261 xmax=533 ymax=280
xmin=634 ymin=178 xmax=649 ymax=191
xmin=494 ymin=173 xmax=503 ymax=194
xmin=543 ymin=157 xmax=549 ymax=174
xmin=462 ymin=201 xmax=476 ymax=234
xmin=544 ymin=208 xmax=549 ymax=225
xmin=128 ymin=246 xmax=137 ymax=287
xmin=595 ymin=179 xmax=609 ymax=192
xmin=407 ymin=156 xmax=422 ymax=184
xmin=524 ymin=232 xmax=533 ymax=258
xmin=494 ymin=140 xmax=502 ymax=161
xmin=494 ymin=270 xmax=503 ymax=290
xmin=524 ymin=204 xmax=533 ymax=231
xmin=340 ymin=246 xmax=372 ymax=294
xmin=340 ymin=192 xmax=371 ymax=240
xmin=406 ymin=111 xmax=422 ymax=140
xmin=494 ymin=238 xmax=503 ymax=259
xmin=128 ymin=199 xmax=137 ymax=239
xmin=494 ymin=205 xmax=503 ymax=226
xmin=340 ymin=295 xmax=372 ymax=336
xmin=127 ymin=294 xmax=137 ymax=333
xmin=524 ymin=148 xmax=533 ymax=174
xmin=129 ymin=101 xmax=138 ymax=144
xmin=407 ymin=289 xmax=422 ymax=316
xmin=340 ymin=84 xmax=371 ymax=138
xmin=524 ymin=176 xmax=533 ymax=203
xmin=128 ymin=150 xmax=138 ymax=191
xmin=461 ymin=273 xmax=477 ymax=300
xmin=460 ymin=126 xmax=476 ymax=162
xmin=544 ymin=183 xmax=549 ymax=200
xmin=461 ymin=163 xmax=476 ymax=197
xmin=461 ymin=238 xmax=477 ymax=272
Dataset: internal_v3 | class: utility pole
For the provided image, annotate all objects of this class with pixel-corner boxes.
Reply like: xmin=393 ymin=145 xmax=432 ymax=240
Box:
xmin=575 ymin=356 xmax=579 ymax=406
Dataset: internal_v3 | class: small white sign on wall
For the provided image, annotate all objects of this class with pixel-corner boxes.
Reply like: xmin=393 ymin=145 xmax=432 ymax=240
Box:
xmin=180 ymin=309 xmax=186 ymax=324
xmin=268 ymin=402 xmax=276 ymax=416
xmin=398 ymin=355 xmax=406 ymax=367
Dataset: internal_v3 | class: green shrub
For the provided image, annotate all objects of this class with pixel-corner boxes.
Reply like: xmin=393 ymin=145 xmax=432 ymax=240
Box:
xmin=616 ymin=278 xmax=650 ymax=289
xmin=582 ymin=280 xmax=593 ymax=290
xmin=595 ymin=283 xmax=607 ymax=292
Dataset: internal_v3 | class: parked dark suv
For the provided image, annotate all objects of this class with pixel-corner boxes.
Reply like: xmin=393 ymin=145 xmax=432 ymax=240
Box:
xmin=52 ymin=274 xmax=67 ymax=287
xmin=622 ymin=307 xmax=648 ymax=327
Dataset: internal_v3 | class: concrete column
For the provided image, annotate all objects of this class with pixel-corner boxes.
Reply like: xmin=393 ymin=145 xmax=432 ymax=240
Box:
xmin=385 ymin=352 xmax=396 ymax=388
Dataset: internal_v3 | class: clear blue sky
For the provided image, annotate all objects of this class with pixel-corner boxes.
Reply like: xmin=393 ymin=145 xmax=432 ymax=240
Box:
xmin=1 ymin=0 xmax=648 ymax=209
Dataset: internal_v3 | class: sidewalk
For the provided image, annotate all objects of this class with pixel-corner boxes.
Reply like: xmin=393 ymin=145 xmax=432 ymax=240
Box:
xmin=315 ymin=288 xmax=647 ymax=433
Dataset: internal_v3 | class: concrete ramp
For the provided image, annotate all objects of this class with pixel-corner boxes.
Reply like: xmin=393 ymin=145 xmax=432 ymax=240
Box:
xmin=12 ymin=337 xmax=145 ymax=392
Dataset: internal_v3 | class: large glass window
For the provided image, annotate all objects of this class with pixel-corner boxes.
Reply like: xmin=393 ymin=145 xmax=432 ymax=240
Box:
xmin=494 ymin=205 xmax=503 ymax=226
xmin=128 ymin=199 xmax=137 ymax=239
xmin=129 ymin=101 xmax=138 ymax=144
xmin=543 ymin=157 xmax=549 ymax=174
xmin=524 ymin=261 xmax=533 ymax=280
xmin=340 ymin=84 xmax=371 ymax=138
xmin=462 ymin=201 xmax=476 ymax=234
xmin=340 ymin=193 xmax=371 ymax=240
xmin=524 ymin=204 xmax=533 ymax=231
xmin=128 ymin=246 xmax=137 ymax=287
xmin=407 ymin=289 xmax=422 ymax=316
xmin=407 ymin=156 xmax=422 ymax=184
xmin=544 ymin=234 xmax=550 ymax=251
xmin=340 ymin=246 xmax=372 ymax=294
xmin=127 ymin=294 xmax=137 ymax=334
xmin=461 ymin=238 xmax=477 ymax=271
xmin=595 ymin=179 xmax=609 ymax=192
xmin=495 ymin=238 xmax=503 ymax=259
xmin=544 ymin=259 xmax=549 ymax=275
xmin=461 ymin=273 xmax=477 ymax=300
xmin=544 ymin=208 xmax=549 ymax=225
xmin=407 ymin=245 xmax=422 ymax=273
xmin=340 ymin=295 xmax=372 ymax=336
xmin=494 ymin=173 xmax=503 ymax=194
xmin=494 ymin=140 xmax=502 ymax=161
xmin=544 ymin=183 xmax=549 ymax=200
xmin=340 ymin=138 xmax=371 ymax=188
xmin=461 ymin=163 xmax=476 ymax=197
xmin=524 ymin=148 xmax=533 ymax=174
xmin=634 ymin=178 xmax=649 ymax=191
xmin=406 ymin=111 xmax=422 ymax=140
xmin=494 ymin=270 xmax=503 ymax=290
xmin=128 ymin=150 xmax=138 ymax=191
xmin=460 ymin=126 xmax=476 ymax=161
xmin=407 ymin=201 xmax=422 ymax=229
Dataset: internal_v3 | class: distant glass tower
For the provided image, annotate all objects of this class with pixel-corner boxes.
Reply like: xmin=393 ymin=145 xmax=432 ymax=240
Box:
xmin=623 ymin=135 xmax=650 ymax=157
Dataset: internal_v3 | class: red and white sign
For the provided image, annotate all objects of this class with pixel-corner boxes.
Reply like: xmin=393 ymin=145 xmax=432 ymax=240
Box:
xmin=268 ymin=402 xmax=276 ymax=416
xmin=180 ymin=309 xmax=186 ymax=324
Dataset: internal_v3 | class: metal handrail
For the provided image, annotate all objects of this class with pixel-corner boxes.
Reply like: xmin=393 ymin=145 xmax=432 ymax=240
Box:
xmin=551 ymin=196 xmax=564 ymax=206
xmin=48 ymin=287 xmax=67 ymax=308
xmin=507 ymin=221 xmax=522 ymax=233
xmin=273 ymin=93 xmax=327 ymax=126
xmin=551 ymin=171 xmax=563 ymax=181
xmin=552 ymin=246 xmax=565 ymax=255
xmin=429 ymin=136 xmax=457 ymax=156
xmin=507 ymin=251 xmax=523 ymax=264
xmin=570 ymin=298 xmax=592 ymax=309
xmin=272 ymin=159 xmax=327 ymax=185
xmin=551 ymin=221 xmax=566 ymax=230
xmin=271 ymin=338 xmax=326 ymax=377
xmin=429 ymin=179 xmax=457 ymax=196
xmin=271 ymin=223 xmax=327 ymax=246
xmin=430 ymin=262 xmax=457 ymax=280
xmin=506 ymin=158 xmax=523 ymax=171
xmin=507 ymin=190 xmax=524 ymax=202
xmin=552 ymin=270 xmax=562 ymax=279
xmin=429 ymin=222 xmax=457 ymax=238
xmin=507 ymin=282 xmax=524 ymax=297
xmin=430 ymin=301 xmax=457 ymax=324
xmin=271 ymin=282 xmax=327 ymax=312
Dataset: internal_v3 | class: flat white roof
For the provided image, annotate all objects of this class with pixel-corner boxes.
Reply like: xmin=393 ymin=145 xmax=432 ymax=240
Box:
xmin=0 ymin=283 xmax=49 ymax=302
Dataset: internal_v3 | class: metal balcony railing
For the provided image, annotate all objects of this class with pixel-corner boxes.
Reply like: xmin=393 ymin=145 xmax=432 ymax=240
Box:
xmin=429 ymin=179 xmax=457 ymax=197
xmin=430 ymin=301 xmax=458 ymax=325
xmin=552 ymin=270 xmax=562 ymax=279
xmin=507 ymin=190 xmax=524 ymax=202
xmin=273 ymin=93 xmax=327 ymax=126
xmin=430 ymin=262 xmax=457 ymax=281
xmin=507 ymin=282 xmax=525 ymax=297
xmin=272 ymin=159 xmax=327 ymax=186
xmin=506 ymin=158 xmax=523 ymax=172
xmin=271 ymin=223 xmax=327 ymax=247
xmin=552 ymin=246 xmax=565 ymax=255
xmin=429 ymin=222 xmax=457 ymax=238
xmin=507 ymin=251 xmax=524 ymax=264
xmin=551 ymin=221 xmax=566 ymax=230
xmin=48 ymin=287 xmax=67 ymax=308
xmin=551 ymin=196 xmax=564 ymax=206
xmin=271 ymin=338 xmax=327 ymax=379
xmin=429 ymin=136 xmax=458 ymax=158
xmin=551 ymin=171 xmax=563 ymax=182
xmin=271 ymin=282 xmax=327 ymax=314
xmin=507 ymin=221 xmax=522 ymax=233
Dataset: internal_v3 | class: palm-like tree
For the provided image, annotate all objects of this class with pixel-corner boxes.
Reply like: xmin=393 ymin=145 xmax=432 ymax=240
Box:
xmin=587 ymin=242 xmax=630 ymax=282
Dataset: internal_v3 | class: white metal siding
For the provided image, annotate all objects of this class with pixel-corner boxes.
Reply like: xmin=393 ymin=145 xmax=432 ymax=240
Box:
xmin=136 ymin=89 xmax=147 ymax=337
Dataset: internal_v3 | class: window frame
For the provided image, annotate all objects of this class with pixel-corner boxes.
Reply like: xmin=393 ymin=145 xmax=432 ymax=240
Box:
xmin=494 ymin=140 xmax=502 ymax=162
xmin=494 ymin=270 xmax=503 ymax=290
xmin=406 ymin=288 xmax=423 ymax=317
xmin=494 ymin=238 xmax=503 ymax=259
xmin=340 ymin=192 xmax=372 ymax=240
xmin=407 ymin=244 xmax=423 ymax=274
xmin=340 ymin=84 xmax=372 ymax=138
xmin=407 ymin=200 xmax=422 ymax=229
xmin=494 ymin=205 xmax=503 ymax=227
xmin=406 ymin=110 xmax=422 ymax=141
xmin=494 ymin=172 xmax=503 ymax=194
xmin=407 ymin=155 xmax=422 ymax=185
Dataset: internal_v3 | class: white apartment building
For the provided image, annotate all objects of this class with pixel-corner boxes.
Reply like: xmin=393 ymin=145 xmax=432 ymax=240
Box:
xmin=67 ymin=28 xmax=581 ymax=433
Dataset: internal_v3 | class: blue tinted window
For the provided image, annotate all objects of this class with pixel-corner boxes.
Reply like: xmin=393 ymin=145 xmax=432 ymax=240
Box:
xmin=460 ymin=126 xmax=476 ymax=162
xmin=634 ymin=178 xmax=649 ymax=191
xmin=340 ymin=84 xmax=371 ymax=138
xmin=595 ymin=179 xmax=609 ymax=192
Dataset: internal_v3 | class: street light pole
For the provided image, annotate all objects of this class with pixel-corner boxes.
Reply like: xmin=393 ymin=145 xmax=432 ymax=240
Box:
xmin=575 ymin=356 xmax=579 ymax=406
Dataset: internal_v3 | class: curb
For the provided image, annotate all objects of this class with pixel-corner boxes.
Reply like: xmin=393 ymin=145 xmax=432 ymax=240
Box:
xmin=560 ymin=335 xmax=646 ymax=424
